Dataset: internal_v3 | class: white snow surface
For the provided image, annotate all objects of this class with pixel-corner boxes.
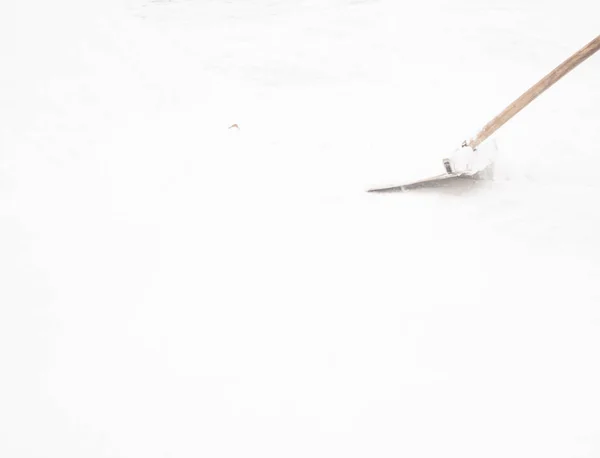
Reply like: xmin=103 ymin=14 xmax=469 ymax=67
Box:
xmin=1 ymin=0 xmax=600 ymax=456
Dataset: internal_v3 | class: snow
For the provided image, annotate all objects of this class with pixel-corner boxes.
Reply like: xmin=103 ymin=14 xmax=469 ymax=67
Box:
xmin=1 ymin=0 xmax=599 ymax=456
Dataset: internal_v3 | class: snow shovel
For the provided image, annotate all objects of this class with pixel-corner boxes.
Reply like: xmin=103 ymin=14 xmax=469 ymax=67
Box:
xmin=368 ymin=33 xmax=600 ymax=192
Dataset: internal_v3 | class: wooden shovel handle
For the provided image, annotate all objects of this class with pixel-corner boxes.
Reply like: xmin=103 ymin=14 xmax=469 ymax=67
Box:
xmin=469 ymin=34 xmax=600 ymax=149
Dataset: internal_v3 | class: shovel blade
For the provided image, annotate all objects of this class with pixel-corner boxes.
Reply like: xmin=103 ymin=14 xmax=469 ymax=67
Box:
xmin=367 ymin=142 xmax=496 ymax=193
xmin=367 ymin=168 xmax=491 ymax=193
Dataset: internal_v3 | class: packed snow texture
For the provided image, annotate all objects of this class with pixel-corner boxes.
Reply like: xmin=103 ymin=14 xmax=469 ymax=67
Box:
xmin=1 ymin=0 xmax=599 ymax=457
